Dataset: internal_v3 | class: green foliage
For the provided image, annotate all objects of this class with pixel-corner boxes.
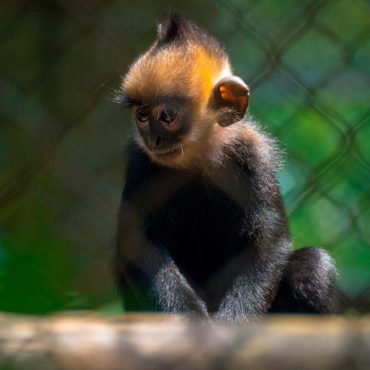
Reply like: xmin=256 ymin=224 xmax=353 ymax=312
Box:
xmin=0 ymin=199 xmax=74 ymax=314
xmin=0 ymin=0 xmax=369 ymax=313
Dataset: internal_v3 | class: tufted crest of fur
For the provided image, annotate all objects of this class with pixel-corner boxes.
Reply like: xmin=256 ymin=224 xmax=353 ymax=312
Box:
xmin=155 ymin=14 xmax=226 ymax=56
xmin=122 ymin=14 xmax=230 ymax=107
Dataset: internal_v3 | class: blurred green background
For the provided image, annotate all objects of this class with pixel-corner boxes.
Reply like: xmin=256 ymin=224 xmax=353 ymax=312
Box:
xmin=0 ymin=0 xmax=369 ymax=315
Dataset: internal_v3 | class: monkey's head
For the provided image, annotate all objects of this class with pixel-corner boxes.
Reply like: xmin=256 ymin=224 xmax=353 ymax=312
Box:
xmin=119 ymin=15 xmax=250 ymax=168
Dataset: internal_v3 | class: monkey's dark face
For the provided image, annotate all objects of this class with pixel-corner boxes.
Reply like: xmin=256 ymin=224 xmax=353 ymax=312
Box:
xmin=132 ymin=97 xmax=193 ymax=158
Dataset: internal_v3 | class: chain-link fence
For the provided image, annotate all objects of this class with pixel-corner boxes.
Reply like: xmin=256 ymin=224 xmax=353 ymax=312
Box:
xmin=0 ymin=0 xmax=369 ymax=314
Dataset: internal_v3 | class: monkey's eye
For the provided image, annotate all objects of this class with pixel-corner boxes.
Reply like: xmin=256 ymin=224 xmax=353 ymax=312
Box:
xmin=160 ymin=109 xmax=177 ymax=124
xmin=136 ymin=109 xmax=149 ymax=123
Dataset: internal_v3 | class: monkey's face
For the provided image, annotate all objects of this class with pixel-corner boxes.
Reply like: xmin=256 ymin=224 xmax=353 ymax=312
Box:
xmin=132 ymin=97 xmax=194 ymax=159
xmin=123 ymin=70 xmax=250 ymax=168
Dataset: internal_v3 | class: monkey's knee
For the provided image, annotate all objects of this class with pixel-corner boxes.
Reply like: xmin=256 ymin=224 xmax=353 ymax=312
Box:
xmin=270 ymin=247 xmax=337 ymax=313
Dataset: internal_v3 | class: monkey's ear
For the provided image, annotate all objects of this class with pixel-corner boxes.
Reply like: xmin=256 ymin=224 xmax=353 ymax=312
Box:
xmin=212 ymin=76 xmax=250 ymax=126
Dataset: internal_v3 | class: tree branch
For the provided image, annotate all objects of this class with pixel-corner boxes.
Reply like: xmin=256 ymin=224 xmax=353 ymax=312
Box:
xmin=0 ymin=313 xmax=369 ymax=370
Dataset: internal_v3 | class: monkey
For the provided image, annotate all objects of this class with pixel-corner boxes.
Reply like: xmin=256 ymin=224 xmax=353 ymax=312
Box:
xmin=113 ymin=14 xmax=336 ymax=322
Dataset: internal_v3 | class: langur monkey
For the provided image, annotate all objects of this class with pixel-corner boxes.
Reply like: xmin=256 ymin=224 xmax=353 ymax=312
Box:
xmin=113 ymin=15 xmax=336 ymax=322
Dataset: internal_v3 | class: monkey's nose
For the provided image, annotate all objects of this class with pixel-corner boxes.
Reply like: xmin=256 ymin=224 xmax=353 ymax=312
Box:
xmin=151 ymin=105 xmax=181 ymax=133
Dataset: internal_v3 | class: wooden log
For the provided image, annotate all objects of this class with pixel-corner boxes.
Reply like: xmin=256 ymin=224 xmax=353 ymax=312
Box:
xmin=0 ymin=313 xmax=369 ymax=370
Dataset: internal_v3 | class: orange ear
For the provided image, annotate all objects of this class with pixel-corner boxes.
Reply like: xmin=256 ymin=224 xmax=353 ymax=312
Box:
xmin=213 ymin=76 xmax=250 ymax=126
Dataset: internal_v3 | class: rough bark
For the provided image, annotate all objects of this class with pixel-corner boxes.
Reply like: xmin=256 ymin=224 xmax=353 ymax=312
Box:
xmin=0 ymin=313 xmax=369 ymax=370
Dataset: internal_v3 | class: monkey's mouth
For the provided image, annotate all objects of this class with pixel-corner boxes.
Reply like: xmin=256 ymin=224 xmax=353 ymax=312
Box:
xmin=151 ymin=144 xmax=184 ymax=158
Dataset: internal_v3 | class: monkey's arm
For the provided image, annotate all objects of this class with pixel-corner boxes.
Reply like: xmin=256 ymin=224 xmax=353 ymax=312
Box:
xmin=115 ymin=207 xmax=208 ymax=316
xmin=210 ymin=132 xmax=291 ymax=321
xmin=115 ymin=143 xmax=208 ymax=317
xmin=214 ymin=232 xmax=290 ymax=322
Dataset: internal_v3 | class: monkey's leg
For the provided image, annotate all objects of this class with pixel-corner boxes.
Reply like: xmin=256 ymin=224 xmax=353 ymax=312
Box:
xmin=269 ymin=247 xmax=337 ymax=313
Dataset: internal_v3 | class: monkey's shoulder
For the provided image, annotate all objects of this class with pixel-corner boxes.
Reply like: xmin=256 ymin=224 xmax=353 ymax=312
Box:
xmin=222 ymin=121 xmax=281 ymax=171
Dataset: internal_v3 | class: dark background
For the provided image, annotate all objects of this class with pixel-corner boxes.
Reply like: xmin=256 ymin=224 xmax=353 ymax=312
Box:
xmin=0 ymin=0 xmax=369 ymax=314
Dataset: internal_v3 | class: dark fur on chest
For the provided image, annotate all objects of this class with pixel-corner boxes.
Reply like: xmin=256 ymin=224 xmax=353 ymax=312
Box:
xmin=146 ymin=178 xmax=253 ymax=285
xmin=118 ymin=139 xmax=289 ymax=310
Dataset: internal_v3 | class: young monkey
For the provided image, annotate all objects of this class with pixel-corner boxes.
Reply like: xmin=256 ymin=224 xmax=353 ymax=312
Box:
xmin=114 ymin=15 xmax=336 ymax=322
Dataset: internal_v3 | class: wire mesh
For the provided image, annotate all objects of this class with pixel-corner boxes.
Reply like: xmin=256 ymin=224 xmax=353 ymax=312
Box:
xmin=0 ymin=0 xmax=369 ymax=314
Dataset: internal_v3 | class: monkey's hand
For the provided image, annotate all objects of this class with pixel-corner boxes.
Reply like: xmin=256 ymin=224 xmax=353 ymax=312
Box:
xmin=153 ymin=261 xmax=209 ymax=318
